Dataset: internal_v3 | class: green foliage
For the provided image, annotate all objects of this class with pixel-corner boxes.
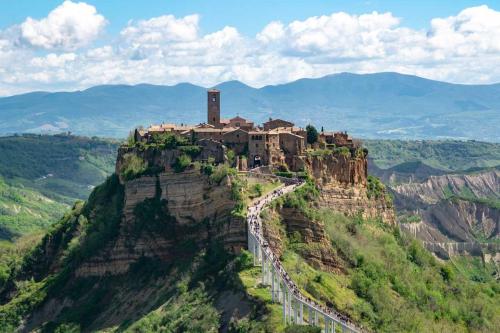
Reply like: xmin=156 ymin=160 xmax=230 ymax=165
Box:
xmin=273 ymin=206 xmax=500 ymax=333
xmin=284 ymin=325 xmax=321 ymax=333
xmin=149 ymin=132 xmax=189 ymax=149
xmin=201 ymin=163 xmax=215 ymax=176
xmin=279 ymin=180 xmax=319 ymax=217
xmin=367 ymin=175 xmax=386 ymax=200
xmin=252 ymin=183 xmax=263 ymax=198
xmin=399 ymin=214 xmax=421 ymax=224
xmin=180 ymin=145 xmax=202 ymax=159
xmin=120 ymin=153 xmax=147 ymax=180
xmin=172 ymin=154 xmax=192 ymax=173
xmin=306 ymin=125 xmax=319 ymax=145
xmin=227 ymin=149 xmax=236 ymax=166
xmin=231 ymin=177 xmax=247 ymax=218
xmin=274 ymin=171 xmax=294 ymax=178
xmin=307 ymin=149 xmax=332 ymax=158
xmin=364 ymin=139 xmax=500 ymax=171
xmin=209 ymin=164 xmax=236 ymax=185
xmin=0 ymin=177 xmax=68 ymax=240
xmin=334 ymin=146 xmax=351 ymax=157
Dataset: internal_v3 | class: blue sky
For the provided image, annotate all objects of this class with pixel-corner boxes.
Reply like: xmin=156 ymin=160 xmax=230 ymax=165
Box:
xmin=2 ymin=0 xmax=499 ymax=35
xmin=0 ymin=1 xmax=500 ymax=95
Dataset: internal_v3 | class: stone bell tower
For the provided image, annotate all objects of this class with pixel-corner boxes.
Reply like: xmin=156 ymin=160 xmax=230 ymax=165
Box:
xmin=207 ymin=89 xmax=221 ymax=128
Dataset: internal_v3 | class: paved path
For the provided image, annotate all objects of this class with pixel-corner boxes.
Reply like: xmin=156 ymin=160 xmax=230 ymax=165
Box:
xmin=246 ymin=175 xmax=364 ymax=333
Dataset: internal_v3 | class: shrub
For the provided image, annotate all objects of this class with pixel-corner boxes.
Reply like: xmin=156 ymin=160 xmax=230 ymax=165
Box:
xmin=120 ymin=153 xmax=147 ymax=180
xmin=253 ymin=183 xmax=263 ymax=197
xmin=201 ymin=163 xmax=215 ymax=176
xmin=210 ymin=164 xmax=236 ymax=184
xmin=306 ymin=125 xmax=319 ymax=144
xmin=172 ymin=154 xmax=191 ymax=173
xmin=367 ymin=175 xmax=385 ymax=199
xmin=275 ymin=171 xmax=293 ymax=178
xmin=149 ymin=132 xmax=188 ymax=148
xmin=179 ymin=145 xmax=201 ymax=158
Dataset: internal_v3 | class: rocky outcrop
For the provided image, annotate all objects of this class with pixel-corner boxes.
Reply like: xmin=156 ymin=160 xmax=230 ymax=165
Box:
xmin=390 ymin=169 xmax=500 ymax=262
xmin=399 ymin=199 xmax=500 ymax=260
xmin=261 ymin=207 xmax=341 ymax=272
xmin=296 ymin=153 xmax=367 ymax=187
xmin=393 ymin=170 xmax=499 ymax=204
xmin=115 ymin=140 xmax=226 ymax=180
xmin=76 ymin=169 xmax=246 ymax=277
xmin=297 ymin=153 xmax=395 ymax=225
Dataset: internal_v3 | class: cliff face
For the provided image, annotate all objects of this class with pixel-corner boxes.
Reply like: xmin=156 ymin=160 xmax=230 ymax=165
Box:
xmin=393 ymin=170 xmax=499 ymax=204
xmin=262 ymin=207 xmax=340 ymax=272
xmin=76 ymin=169 xmax=245 ymax=277
xmin=390 ymin=170 xmax=500 ymax=261
xmin=297 ymin=153 xmax=395 ymax=225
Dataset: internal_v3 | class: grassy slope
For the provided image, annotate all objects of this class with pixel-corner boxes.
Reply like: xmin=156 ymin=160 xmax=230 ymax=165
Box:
xmin=0 ymin=134 xmax=118 ymax=239
xmin=263 ymin=186 xmax=500 ymax=333
xmin=0 ymin=177 xmax=68 ymax=239
xmin=364 ymin=139 xmax=500 ymax=171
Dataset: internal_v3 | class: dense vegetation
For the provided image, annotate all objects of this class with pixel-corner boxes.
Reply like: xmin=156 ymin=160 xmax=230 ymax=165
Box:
xmin=262 ymin=186 xmax=500 ymax=333
xmin=365 ymin=139 xmax=500 ymax=171
xmin=0 ymin=134 xmax=118 ymax=240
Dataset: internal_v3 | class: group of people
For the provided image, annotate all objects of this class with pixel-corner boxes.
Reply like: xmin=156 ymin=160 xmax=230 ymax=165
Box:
xmin=246 ymin=177 xmax=362 ymax=332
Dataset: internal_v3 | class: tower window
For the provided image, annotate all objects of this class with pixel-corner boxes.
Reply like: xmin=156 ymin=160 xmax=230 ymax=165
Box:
xmin=212 ymin=96 xmax=216 ymax=102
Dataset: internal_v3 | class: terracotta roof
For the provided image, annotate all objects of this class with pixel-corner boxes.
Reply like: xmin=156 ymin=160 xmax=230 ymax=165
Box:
xmin=223 ymin=128 xmax=249 ymax=135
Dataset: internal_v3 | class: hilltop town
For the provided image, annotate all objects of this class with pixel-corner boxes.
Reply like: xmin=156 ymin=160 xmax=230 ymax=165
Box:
xmin=133 ymin=89 xmax=360 ymax=171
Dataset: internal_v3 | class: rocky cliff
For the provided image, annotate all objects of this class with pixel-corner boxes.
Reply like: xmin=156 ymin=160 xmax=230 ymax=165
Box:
xmin=391 ymin=169 xmax=500 ymax=261
xmin=393 ymin=169 xmax=499 ymax=204
xmin=297 ymin=153 xmax=395 ymax=224
xmin=262 ymin=207 xmax=340 ymax=272
xmin=76 ymin=168 xmax=246 ymax=277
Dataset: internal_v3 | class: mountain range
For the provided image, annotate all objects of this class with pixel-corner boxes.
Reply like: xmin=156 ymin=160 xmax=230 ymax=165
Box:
xmin=1 ymin=72 xmax=499 ymax=141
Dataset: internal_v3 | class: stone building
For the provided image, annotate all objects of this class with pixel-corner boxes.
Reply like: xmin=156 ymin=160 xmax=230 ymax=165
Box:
xmin=135 ymin=89 xmax=357 ymax=170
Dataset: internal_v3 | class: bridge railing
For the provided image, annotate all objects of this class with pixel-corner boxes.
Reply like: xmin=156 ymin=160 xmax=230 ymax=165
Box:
xmin=246 ymin=177 xmax=364 ymax=332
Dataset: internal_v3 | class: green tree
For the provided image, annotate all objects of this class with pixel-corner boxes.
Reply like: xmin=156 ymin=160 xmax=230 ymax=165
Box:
xmin=306 ymin=125 xmax=318 ymax=144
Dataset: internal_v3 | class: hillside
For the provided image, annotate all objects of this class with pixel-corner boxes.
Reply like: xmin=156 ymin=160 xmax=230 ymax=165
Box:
xmin=0 ymin=134 xmax=118 ymax=240
xmin=365 ymin=139 xmax=500 ymax=171
xmin=0 ymin=157 xmax=497 ymax=332
xmin=1 ymin=73 xmax=500 ymax=141
xmin=366 ymin=140 xmax=500 ymax=260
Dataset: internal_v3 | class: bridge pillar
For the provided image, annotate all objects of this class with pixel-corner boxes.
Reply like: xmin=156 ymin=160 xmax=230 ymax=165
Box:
xmin=299 ymin=301 xmax=303 ymax=324
xmin=271 ymin=268 xmax=275 ymax=302
xmin=324 ymin=315 xmax=329 ymax=333
xmin=308 ymin=306 xmax=313 ymax=325
xmin=261 ymin=253 xmax=267 ymax=285
xmin=283 ymin=287 xmax=287 ymax=323
xmin=294 ymin=297 xmax=298 ymax=323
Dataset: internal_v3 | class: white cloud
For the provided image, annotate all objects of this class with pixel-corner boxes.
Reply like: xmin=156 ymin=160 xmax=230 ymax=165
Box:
xmin=1 ymin=5 xmax=500 ymax=96
xmin=19 ymin=0 xmax=106 ymax=50
xmin=121 ymin=14 xmax=199 ymax=44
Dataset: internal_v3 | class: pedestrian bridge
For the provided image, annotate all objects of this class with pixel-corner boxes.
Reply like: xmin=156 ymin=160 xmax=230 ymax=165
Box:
xmin=246 ymin=173 xmax=363 ymax=333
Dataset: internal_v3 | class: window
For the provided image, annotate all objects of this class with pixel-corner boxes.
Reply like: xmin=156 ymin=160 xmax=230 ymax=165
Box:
xmin=256 ymin=144 xmax=259 ymax=147
xmin=212 ymin=96 xmax=216 ymax=102
xmin=213 ymin=117 xmax=215 ymax=121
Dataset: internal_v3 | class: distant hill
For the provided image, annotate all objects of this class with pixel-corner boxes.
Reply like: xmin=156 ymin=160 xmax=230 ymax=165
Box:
xmin=1 ymin=72 xmax=500 ymax=141
xmin=0 ymin=134 xmax=118 ymax=239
